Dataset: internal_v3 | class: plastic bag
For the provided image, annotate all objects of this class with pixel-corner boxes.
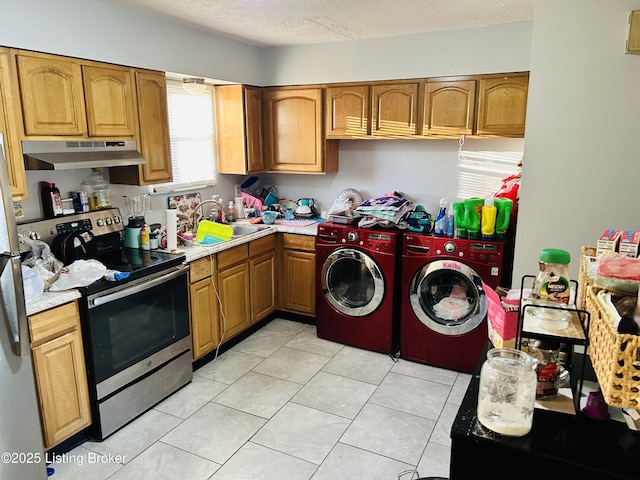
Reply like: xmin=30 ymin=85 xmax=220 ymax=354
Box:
xmin=49 ymin=259 xmax=107 ymax=292
xmin=21 ymin=266 xmax=44 ymax=302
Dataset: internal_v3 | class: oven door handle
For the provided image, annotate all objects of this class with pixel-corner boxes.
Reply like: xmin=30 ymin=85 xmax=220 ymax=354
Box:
xmin=90 ymin=264 xmax=188 ymax=307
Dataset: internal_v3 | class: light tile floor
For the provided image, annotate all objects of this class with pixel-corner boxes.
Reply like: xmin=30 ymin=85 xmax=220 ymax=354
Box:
xmin=49 ymin=319 xmax=471 ymax=480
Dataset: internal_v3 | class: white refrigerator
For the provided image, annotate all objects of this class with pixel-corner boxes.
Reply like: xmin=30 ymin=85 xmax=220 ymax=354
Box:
xmin=0 ymin=133 xmax=47 ymax=479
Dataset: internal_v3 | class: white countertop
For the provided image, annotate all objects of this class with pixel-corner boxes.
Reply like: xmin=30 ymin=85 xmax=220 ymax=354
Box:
xmin=25 ymin=221 xmax=319 ymax=316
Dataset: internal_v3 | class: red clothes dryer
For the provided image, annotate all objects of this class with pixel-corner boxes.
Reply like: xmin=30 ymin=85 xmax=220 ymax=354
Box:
xmin=400 ymin=234 xmax=504 ymax=373
xmin=315 ymin=222 xmax=401 ymax=354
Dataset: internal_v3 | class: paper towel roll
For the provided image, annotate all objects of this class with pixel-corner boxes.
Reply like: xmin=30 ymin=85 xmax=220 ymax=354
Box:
xmin=166 ymin=209 xmax=178 ymax=252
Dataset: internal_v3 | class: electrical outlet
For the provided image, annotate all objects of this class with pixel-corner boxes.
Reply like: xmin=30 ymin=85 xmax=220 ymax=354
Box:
xmin=234 ymin=184 xmax=241 ymax=197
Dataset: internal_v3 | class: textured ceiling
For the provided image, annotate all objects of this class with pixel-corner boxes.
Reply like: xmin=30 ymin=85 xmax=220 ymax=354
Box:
xmin=103 ymin=0 xmax=535 ymax=47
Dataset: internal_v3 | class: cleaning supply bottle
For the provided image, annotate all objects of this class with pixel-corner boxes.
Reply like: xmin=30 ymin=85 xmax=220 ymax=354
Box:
xmin=451 ymin=201 xmax=467 ymax=239
xmin=481 ymin=196 xmax=497 ymax=241
xmin=139 ymin=223 xmax=150 ymax=250
xmin=464 ymin=197 xmax=484 ymax=239
xmin=494 ymin=197 xmax=514 ymax=241
xmin=434 ymin=197 xmax=449 ymax=237
xmin=446 ymin=212 xmax=454 ymax=238
xmin=226 ymin=200 xmax=236 ymax=223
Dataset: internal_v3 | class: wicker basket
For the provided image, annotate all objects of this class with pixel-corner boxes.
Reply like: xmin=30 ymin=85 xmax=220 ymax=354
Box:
xmin=585 ymin=285 xmax=640 ymax=408
xmin=577 ymin=245 xmax=597 ymax=310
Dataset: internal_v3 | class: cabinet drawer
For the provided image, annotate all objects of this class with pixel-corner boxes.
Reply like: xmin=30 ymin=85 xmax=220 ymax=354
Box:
xmin=217 ymin=244 xmax=249 ymax=270
xmin=282 ymin=233 xmax=316 ymax=252
xmin=249 ymin=235 xmax=275 ymax=257
xmin=29 ymin=301 xmax=79 ymax=346
xmin=190 ymin=256 xmax=216 ymax=283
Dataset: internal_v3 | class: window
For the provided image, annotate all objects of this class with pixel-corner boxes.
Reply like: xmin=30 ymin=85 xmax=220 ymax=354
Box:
xmin=150 ymin=80 xmax=217 ymax=194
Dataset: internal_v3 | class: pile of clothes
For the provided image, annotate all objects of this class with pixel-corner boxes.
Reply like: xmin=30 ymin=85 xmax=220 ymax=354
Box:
xmin=355 ymin=193 xmax=414 ymax=229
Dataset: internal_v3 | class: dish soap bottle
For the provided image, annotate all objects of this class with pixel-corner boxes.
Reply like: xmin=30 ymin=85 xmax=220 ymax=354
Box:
xmin=226 ymin=200 xmax=236 ymax=223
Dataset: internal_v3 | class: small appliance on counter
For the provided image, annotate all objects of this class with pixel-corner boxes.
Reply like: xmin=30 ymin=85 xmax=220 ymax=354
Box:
xmin=294 ymin=198 xmax=318 ymax=218
xmin=123 ymin=194 xmax=151 ymax=248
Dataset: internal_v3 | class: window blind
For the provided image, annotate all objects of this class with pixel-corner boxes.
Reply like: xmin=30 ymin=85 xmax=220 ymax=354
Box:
xmin=150 ymin=80 xmax=217 ymax=194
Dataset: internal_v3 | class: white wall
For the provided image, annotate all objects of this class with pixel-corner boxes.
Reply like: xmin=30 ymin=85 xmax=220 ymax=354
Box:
xmin=261 ymin=22 xmax=533 ymax=85
xmin=513 ymin=0 xmax=640 ymax=283
xmin=0 ymin=0 xmax=263 ymax=84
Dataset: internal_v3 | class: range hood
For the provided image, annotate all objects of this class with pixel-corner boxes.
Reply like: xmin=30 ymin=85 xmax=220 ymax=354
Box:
xmin=23 ymin=140 xmax=146 ymax=170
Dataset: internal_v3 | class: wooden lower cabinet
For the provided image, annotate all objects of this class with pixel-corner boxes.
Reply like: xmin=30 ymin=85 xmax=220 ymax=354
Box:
xmin=249 ymin=235 xmax=276 ymax=323
xmin=189 ymin=256 xmax=220 ymax=360
xmin=217 ymin=244 xmax=251 ymax=340
xmin=29 ymin=301 xmax=91 ymax=449
xmin=279 ymin=234 xmax=316 ymax=316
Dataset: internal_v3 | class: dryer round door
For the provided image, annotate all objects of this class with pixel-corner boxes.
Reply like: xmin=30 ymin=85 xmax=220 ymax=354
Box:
xmin=321 ymin=248 xmax=385 ymax=317
xmin=409 ymin=259 xmax=487 ymax=335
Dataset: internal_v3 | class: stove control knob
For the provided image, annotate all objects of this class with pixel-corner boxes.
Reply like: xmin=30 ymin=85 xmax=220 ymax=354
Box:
xmin=444 ymin=241 xmax=457 ymax=254
xmin=29 ymin=231 xmax=40 ymax=240
xmin=105 ymin=217 xmax=113 ymax=225
xmin=347 ymin=231 xmax=358 ymax=243
xmin=113 ymin=215 xmax=121 ymax=224
xmin=96 ymin=218 xmax=105 ymax=227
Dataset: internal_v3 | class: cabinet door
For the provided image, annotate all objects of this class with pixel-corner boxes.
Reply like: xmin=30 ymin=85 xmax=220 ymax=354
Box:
xmin=423 ymin=80 xmax=476 ymax=136
xmin=371 ymin=82 xmax=420 ymax=137
xmin=134 ymin=70 xmax=173 ymax=184
xmin=83 ymin=64 xmax=137 ymax=137
xmin=32 ymin=330 xmax=92 ymax=448
xmin=325 ymin=84 xmax=370 ymax=138
xmin=476 ymin=74 xmax=529 ymax=137
xmin=250 ymin=251 xmax=276 ymax=323
xmin=281 ymin=249 xmax=316 ymax=315
xmin=218 ymin=263 xmax=251 ymax=339
xmin=0 ymin=50 xmax=26 ymax=198
xmin=216 ymin=85 xmax=263 ymax=174
xmin=264 ymin=87 xmax=330 ymax=173
xmin=190 ymin=277 xmax=220 ymax=360
xmin=16 ymin=53 xmax=87 ymax=136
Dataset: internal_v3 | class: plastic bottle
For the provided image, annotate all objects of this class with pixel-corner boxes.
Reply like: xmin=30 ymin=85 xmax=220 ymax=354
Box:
xmin=434 ymin=197 xmax=449 ymax=237
xmin=451 ymin=201 xmax=467 ymax=239
xmin=89 ymin=167 xmax=111 ymax=210
xmin=226 ymin=201 xmax=236 ymax=223
xmin=481 ymin=196 xmax=497 ymax=241
xmin=139 ymin=224 xmax=150 ymax=250
xmin=40 ymin=182 xmax=64 ymax=218
xmin=446 ymin=213 xmax=454 ymax=238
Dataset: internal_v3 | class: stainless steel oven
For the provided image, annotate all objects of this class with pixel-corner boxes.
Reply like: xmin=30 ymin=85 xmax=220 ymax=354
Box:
xmin=85 ymin=263 xmax=191 ymax=439
xmin=18 ymin=209 xmax=192 ymax=440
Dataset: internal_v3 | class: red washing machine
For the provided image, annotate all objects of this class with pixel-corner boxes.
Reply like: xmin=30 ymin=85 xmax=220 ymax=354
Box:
xmin=400 ymin=234 xmax=504 ymax=373
xmin=315 ymin=222 xmax=401 ymax=354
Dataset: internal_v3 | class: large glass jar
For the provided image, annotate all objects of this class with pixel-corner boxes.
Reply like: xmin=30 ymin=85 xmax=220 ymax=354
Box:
xmin=477 ymin=348 xmax=537 ymax=437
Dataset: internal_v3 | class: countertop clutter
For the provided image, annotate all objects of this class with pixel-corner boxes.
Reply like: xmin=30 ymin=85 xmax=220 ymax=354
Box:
xmin=451 ymin=347 xmax=640 ymax=480
xmin=25 ymin=221 xmax=318 ymax=316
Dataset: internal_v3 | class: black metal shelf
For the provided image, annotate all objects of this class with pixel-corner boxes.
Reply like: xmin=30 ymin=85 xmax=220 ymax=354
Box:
xmin=517 ymin=274 xmax=591 ymax=413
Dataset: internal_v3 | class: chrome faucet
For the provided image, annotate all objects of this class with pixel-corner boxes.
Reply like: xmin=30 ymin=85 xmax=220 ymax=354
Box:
xmin=191 ymin=199 xmax=224 ymax=231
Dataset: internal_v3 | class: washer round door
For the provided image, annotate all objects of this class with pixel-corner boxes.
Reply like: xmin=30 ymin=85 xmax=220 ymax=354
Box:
xmin=320 ymin=248 xmax=385 ymax=317
xmin=409 ymin=259 xmax=487 ymax=335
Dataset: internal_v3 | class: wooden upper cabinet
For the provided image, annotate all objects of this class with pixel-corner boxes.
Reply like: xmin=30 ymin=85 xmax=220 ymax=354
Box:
xmin=132 ymin=70 xmax=172 ymax=184
xmin=422 ymin=79 xmax=476 ymax=136
xmin=0 ymin=49 xmax=27 ymax=198
xmin=325 ymin=84 xmax=370 ymax=138
xmin=215 ymin=85 xmax=263 ymax=174
xmin=371 ymin=82 xmax=420 ymax=137
xmin=83 ymin=64 xmax=137 ymax=137
xmin=476 ymin=73 xmax=529 ymax=137
xmin=16 ymin=52 xmax=87 ymax=136
xmin=264 ymin=87 xmax=337 ymax=173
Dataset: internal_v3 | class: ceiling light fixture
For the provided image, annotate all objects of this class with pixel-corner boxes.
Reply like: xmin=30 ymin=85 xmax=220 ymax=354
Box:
xmin=182 ymin=78 xmax=207 ymax=95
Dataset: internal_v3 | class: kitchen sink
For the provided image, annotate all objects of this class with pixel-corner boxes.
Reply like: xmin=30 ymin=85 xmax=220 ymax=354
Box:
xmin=231 ymin=224 xmax=269 ymax=237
